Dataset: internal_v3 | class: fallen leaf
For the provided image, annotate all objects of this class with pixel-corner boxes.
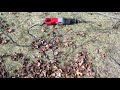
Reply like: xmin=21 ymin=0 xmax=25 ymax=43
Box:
xmin=0 ymin=32 xmax=2 ymax=35
xmin=65 ymin=28 xmax=72 ymax=33
xmin=2 ymin=37 xmax=9 ymax=44
xmin=6 ymin=28 xmax=15 ymax=33
xmin=80 ymin=32 xmax=86 ymax=37
xmin=41 ymin=27 xmax=45 ymax=32
xmin=50 ymin=73 xmax=56 ymax=77
xmin=40 ymin=46 xmax=46 ymax=51
xmin=76 ymin=70 xmax=82 ymax=76
xmin=78 ymin=59 xmax=84 ymax=67
xmin=54 ymin=51 xmax=59 ymax=56
xmin=52 ymin=65 xmax=58 ymax=71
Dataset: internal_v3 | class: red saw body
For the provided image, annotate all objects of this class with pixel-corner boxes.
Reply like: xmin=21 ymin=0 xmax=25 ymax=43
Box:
xmin=44 ymin=17 xmax=80 ymax=25
xmin=44 ymin=18 xmax=58 ymax=25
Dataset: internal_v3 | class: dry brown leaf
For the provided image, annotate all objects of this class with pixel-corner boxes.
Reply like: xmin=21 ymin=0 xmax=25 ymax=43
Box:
xmin=37 ymin=62 xmax=40 ymax=67
xmin=79 ymin=32 xmax=86 ymax=37
xmin=75 ymin=70 xmax=82 ymax=76
xmin=41 ymin=27 xmax=45 ymax=32
xmin=50 ymin=73 xmax=56 ymax=77
xmin=81 ymin=65 xmax=86 ymax=70
xmin=78 ymin=59 xmax=84 ymax=67
xmin=2 ymin=37 xmax=9 ymax=44
xmin=55 ymin=37 xmax=61 ymax=43
xmin=40 ymin=46 xmax=46 ymax=51
xmin=37 ymin=52 xmax=43 ymax=59
xmin=52 ymin=65 xmax=58 ymax=71
xmin=55 ymin=71 xmax=61 ymax=78
xmin=0 ymin=32 xmax=2 ymax=35
xmin=65 ymin=28 xmax=72 ymax=33
xmin=54 ymin=51 xmax=59 ymax=56
xmin=100 ymin=53 xmax=106 ymax=60
xmin=45 ymin=44 xmax=49 ymax=48
xmin=6 ymin=28 xmax=15 ymax=33
xmin=64 ymin=42 xmax=69 ymax=47
xmin=96 ymin=48 xmax=100 ymax=54
xmin=72 ymin=44 xmax=77 ymax=49
xmin=42 ymin=70 xmax=46 ymax=77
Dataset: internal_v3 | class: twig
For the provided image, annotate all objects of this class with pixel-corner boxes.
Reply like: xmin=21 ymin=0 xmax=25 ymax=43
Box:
xmin=110 ymin=56 xmax=120 ymax=67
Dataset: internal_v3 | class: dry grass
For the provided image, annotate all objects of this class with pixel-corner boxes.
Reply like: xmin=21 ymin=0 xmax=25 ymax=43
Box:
xmin=0 ymin=12 xmax=120 ymax=78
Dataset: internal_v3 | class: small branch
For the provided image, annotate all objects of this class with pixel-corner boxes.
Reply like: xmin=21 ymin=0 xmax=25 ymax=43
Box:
xmin=110 ymin=56 xmax=120 ymax=67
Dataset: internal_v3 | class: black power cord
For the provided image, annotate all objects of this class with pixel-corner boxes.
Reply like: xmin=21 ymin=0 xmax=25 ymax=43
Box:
xmin=27 ymin=23 xmax=45 ymax=40
xmin=0 ymin=23 xmax=45 ymax=47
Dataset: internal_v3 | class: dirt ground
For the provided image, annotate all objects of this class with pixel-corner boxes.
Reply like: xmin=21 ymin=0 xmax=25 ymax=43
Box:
xmin=0 ymin=12 xmax=120 ymax=78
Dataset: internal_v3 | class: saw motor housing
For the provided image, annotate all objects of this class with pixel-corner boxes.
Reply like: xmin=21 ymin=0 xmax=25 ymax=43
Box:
xmin=44 ymin=17 xmax=80 ymax=25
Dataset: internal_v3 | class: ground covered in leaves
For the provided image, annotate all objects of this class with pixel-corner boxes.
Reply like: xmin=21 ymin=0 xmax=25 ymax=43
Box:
xmin=0 ymin=12 xmax=120 ymax=78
